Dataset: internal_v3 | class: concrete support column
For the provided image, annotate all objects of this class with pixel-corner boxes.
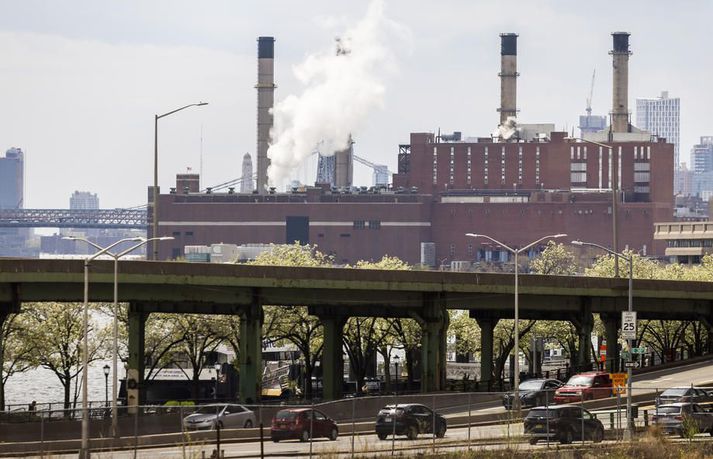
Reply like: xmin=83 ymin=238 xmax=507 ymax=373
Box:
xmin=127 ymin=304 xmax=147 ymax=413
xmin=602 ymin=313 xmax=620 ymax=372
xmin=321 ymin=316 xmax=347 ymax=401
xmin=476 ymin=318 xmax=497 ymax=390
xmin=419 ymin=297 xmax=448 ymax=393
xmin=239 ymin=303 xmax=263 ymax=404
xmin=572 ymin=299 xmax=594 ymax=371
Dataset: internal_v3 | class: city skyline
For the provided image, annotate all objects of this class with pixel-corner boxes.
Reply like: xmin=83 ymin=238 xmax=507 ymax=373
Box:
xmin=1 ymin=0 xmax=711 ymax=208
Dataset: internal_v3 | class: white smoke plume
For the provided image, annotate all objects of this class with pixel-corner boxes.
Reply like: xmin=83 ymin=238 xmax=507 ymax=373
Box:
xmin=267 ymin=0 xmax=406 ymax=187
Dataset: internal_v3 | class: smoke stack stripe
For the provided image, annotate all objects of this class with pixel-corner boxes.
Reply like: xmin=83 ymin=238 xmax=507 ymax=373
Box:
xmin=256 ymin=36 xmax=275 ymax=193
xmin=498 ymin=33 xmax=519 ymax=125
xmin=610 ymin=32 xmax=631 ymax=133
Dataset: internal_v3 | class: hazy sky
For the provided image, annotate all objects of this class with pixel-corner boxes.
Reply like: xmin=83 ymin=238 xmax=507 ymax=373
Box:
xmin=1 ymin=0 xmax=710 ymax=208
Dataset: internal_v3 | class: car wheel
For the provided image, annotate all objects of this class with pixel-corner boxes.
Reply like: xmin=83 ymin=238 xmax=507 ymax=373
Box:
xmin=435 ymin=424 xmax=446 ymax=439
xmin=329 ymin=427 xmax=338 ymax=441
xmin=560 ymin=429 xmax=573 ymax=444
xmin=244 ymin=419 xmax=253 ymax=428
xmin=272 ymin=438 xmax=280 ymax=443
xmin=406 ymin=425 xmax=418 ymax=440
xmin=377 ymin=433 xmax=388 ymax=440
xmin=593 ymin=427 xmax=604 ymax=443
xmin=529 ymin=437 xmax=538 ymax=445
xmin=301 ymin=429 xmax=310 ymax=442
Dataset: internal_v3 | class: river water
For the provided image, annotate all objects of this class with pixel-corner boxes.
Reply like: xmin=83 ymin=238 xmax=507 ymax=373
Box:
xmin=4 ymin=359 xmax=118 ymax=410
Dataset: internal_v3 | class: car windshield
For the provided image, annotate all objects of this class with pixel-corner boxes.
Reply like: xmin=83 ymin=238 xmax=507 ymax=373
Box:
xmin=661 ymin=388 xmax=688 ymax=397
xmin=566 ymin=375 xmax=593 ymax=386
xmin=657 ymin=406 xmax=682 ymax=415
xmin=519 ymin=380 xmax=543 ymax=390
xmin=379 ymin=406 xmax=404 ymax=416
xmin=193 ymin=406 xmax=224 ymax=415
xmin=526 ymin=409 xmax=559 ymax=419
xmin=275 ymin=410 xmax=299 ymax=420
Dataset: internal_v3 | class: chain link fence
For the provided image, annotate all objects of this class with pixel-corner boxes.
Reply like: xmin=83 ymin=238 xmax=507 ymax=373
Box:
xmin=0 ymin=384 xmax=711 ymax=458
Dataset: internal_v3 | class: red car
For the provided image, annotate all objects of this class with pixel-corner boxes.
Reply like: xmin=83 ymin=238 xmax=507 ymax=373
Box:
xmin=553 ymin=372 xmax=613 ymax=404
xmin=270 ymin=408 xmax=339 ymax=442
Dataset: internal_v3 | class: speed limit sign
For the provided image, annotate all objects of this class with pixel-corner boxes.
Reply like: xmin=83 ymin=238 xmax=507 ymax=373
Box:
xmin=622 ymin=311 xmax=637 ymax=340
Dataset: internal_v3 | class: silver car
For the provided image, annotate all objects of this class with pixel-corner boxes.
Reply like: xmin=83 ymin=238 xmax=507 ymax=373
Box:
xmin=183 ymin=404 xmax=256 ymax=430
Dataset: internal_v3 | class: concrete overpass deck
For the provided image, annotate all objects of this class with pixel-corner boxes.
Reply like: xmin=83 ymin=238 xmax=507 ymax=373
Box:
xmin=1 ymin=259 xmax=712 ymax=405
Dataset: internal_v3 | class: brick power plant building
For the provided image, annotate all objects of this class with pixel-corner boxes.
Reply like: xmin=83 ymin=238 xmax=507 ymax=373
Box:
xmin=151 ymin=33 xmax=674 ymax=266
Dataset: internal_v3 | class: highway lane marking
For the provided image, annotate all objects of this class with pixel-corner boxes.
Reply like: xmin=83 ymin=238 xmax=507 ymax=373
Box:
xmin=639 ymin=377 xmax=673 ymax=384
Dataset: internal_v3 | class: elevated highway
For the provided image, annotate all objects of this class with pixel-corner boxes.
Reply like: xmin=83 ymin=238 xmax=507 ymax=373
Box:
xmin=2 ymin=258 xmax=713 ymax=406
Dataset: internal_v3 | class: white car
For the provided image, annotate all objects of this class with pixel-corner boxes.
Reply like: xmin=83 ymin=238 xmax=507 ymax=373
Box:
xmin=183 ymin=404 xmax=256 ymax=430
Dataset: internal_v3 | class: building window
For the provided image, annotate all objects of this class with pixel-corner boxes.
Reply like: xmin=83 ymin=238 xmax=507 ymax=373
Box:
xmin=368 ymin=220 xmax=381 ymax=229
xmin=353 ymin=220 xmax=365 ymax=229
xmin=185 ymin=231 xmax=194 ymax=236
xmin=634 ymin=172 xmax=650 ymax=182
xmin=467 ymin=244 xmax=473 ymax=257
xmin=518 ymin=146 xmax=523 ymax=183
xmin=466 ymin=146 xmax=472 ymax=185
xmin=433 ymin=146 xmax=438 ymax=184
xmin=172 ymin=231 xmax=180 ymax=237
xmin=449 ymin=147 xmax=455 ymax=185
xmin=340 ymin=233 xmax=351 ymax=238
xmin=449 ymin=243 xmax=456 ymax=257
xmin=501 ymin=146 xmax=506 ymax=184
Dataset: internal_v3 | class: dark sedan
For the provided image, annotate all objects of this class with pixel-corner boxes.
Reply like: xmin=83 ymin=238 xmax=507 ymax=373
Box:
xmin=524 ymin=405 xmax=604 ymax=445
xmin=375 ymin=404 xmax=447 ymax=440
xmin=503 ymin=378 xmax=563 ymax=409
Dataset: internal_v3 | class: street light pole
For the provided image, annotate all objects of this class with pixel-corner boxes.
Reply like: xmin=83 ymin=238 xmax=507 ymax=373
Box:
xmin=103 ymin=365 xmax=110 ymax=408
xmin=572 ymin=239 xmax=634 ymax=439
xmin=465 ymin=233 xmax=566 ymax=414
xmin=393 ymin=355 xmax=400 ymax=394
xmin=565 ymin=137 xmax=619 ymax=277
xmin=65 ymin=238 xmax=135 ymax=459
xmin=152 ymin=101 xmax=208 ymax=260
xmin=68 ymin=236 xmax=173 ymax=439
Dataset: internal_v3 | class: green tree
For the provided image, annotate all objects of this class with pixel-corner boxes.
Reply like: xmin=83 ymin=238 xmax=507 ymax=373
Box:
xmin=0 ymin=313 xmax=34 ymax=410
xmin=528 ymin=241 xmax=578 ymax=275
xmin=247 ymin=243 xmax=333 ymax=399
xmin=24 ymin=302 xmax=108 ymax=411
xmin=350 ymin=256 xmax=410 ymax=392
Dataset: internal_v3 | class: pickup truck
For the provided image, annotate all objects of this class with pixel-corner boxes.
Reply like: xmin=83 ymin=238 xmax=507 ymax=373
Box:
xmin=652 ymin=402 xmax=713 ymax=437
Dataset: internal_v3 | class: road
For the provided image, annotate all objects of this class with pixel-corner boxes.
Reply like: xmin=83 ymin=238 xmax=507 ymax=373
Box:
xmin=9 ymin=358 xmax=713 ymax=458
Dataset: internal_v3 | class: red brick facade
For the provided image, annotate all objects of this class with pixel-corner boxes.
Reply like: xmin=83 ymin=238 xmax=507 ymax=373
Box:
xmin=155 ymin=131 xmax=673 ymax=264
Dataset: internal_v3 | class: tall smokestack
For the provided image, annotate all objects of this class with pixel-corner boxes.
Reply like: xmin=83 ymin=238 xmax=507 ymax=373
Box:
xmin=256 ymin=36 xmax=275 ymax=193
xmin=498 ymin=33 xmax=519 ymax=125
xmin=610 ymin=32 xmax=631 ymax=133
xmin=334 ymin=136 xmax=353 ymax=188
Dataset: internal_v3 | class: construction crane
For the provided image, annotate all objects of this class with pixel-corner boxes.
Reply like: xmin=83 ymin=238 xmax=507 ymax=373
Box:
xmin=586 ymin=69 xmax=596 ymax=116
xmin=353 ymin=154 xmax=392 ymax=186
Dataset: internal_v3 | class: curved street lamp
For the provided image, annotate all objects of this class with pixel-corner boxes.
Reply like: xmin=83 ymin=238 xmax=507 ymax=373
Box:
xmin=153 ymin=102 xmax=208 ymax=260
xmin=65 ymin=235 xmax=173 ymax=444
xmin=465 ymin=233 xmax=567 ymax=414
xmin=572 ymin=239 xmax=634 ymax=439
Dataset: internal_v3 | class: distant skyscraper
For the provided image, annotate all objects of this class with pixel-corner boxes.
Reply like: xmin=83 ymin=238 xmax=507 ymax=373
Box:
xmin=0 ymin=147 xmax=24 ymax=209
xmin=70 ymin=191 xmax=99 ymax=209
xmin=241 ymin=153 xmax=253 ymax=193
xmin=692 ymin=137 xmax=713 ymax=174
xmin=0 ymin=147 xmax=29 ymax=257
xmin=636 ymin=91 xmax=680 ymax=167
